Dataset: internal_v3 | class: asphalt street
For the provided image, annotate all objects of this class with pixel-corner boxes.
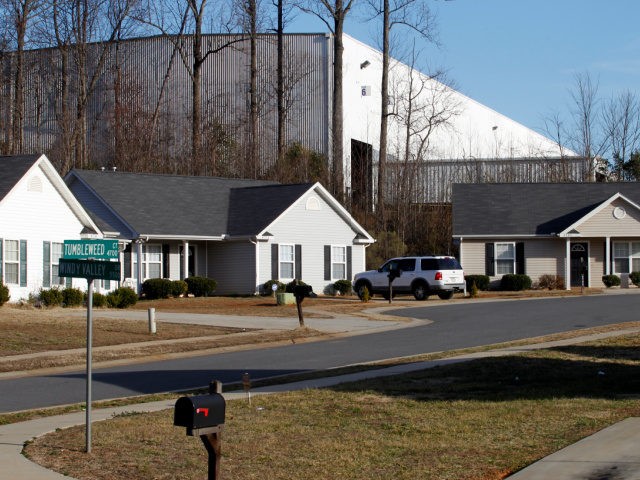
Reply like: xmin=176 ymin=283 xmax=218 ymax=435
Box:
xmin=1 ymin=294 xmax=639 ymax=413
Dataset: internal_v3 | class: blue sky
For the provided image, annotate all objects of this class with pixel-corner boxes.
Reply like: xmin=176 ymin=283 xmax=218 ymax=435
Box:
xmin=289 ymin=0 xmax=640 ymax=139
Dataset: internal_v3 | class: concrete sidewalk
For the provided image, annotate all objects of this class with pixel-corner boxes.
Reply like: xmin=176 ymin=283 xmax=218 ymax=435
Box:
xmin=3 ymin=326 xmax=640 ymax=479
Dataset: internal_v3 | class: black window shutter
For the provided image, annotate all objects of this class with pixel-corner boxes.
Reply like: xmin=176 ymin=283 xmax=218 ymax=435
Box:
xmin=485 ymin=243 xmax=495 ymax=276
xmin=295 ymin=244 xmax=302 ymax=280
xmin=43 ymin=241 xmax=51 ymax=288
xmin=516 ymin=242 xmax=525 ymax=274
xmin=19 ymin=240 xmax=27 ymax=287
xmin=324 ymin=245 xmax=331 ymax=280
xmin=162 ymin=244 xmax=170 ymax=278
xmin=347 ymin=246 xmax=352 ymax=280
xmin=271 ymin=243 xmax=279 ymax=280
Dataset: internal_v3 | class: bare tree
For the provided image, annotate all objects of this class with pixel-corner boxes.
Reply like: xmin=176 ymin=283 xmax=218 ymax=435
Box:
xmin=300 ymin=0 xmax=356 ymax=199
xmin=602 ymin=90 xmax=640 ymax=180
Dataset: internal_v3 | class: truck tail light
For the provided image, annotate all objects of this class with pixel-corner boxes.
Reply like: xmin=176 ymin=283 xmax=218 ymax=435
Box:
xmin=434 ymin=271 xmax=443 ymax=281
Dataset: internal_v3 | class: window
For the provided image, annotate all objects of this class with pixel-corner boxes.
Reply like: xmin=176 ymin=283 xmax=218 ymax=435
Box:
xmin=495 ymin=243 xmax=515 ymax=275
xmin=132 ymin=244 xmax=163 ymax=279
xmin=4 ymin=240 xmax=19 ymax=284
xmin=613 ymin=241 xmax=640 ymax=274
xmin=279 ymin=244 xmax=295 ymax=279
xmin=51 ymin=242 xmax=65 ymax=285
xmin=331 ymin=246 xmax=347 ymax=279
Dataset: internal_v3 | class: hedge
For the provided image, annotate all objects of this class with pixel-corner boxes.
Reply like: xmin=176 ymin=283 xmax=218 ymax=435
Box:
xmin=464 ymin=275 xmax=490 ymax=291
xmin=0 ymin=282 xmax=9 ymax=306
xmin=185 ymin=276 xmax=217 ymax=297
xmin=602 ymin=274 xmax=621 ymax=288
xmin=500 ymin=274 xmax=532 ymax=291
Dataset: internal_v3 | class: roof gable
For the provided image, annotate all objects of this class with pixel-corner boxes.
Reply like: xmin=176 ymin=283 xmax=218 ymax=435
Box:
xmin=0 ymin=154 xmax=41 ymax=202
xmin=453 ymin=183 xmax=640 ymax=237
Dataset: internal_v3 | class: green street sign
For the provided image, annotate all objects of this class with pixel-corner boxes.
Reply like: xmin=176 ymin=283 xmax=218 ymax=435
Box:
xmin=63 ymin=239 xmax=119 ymax=260
xmin=59 ymin=259 xmax=121 ymax=281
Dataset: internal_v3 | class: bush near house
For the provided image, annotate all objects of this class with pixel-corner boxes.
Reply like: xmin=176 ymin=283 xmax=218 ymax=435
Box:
xmin=263 ymin=280 xmax=285 ymax=295
xmin=39 ymin=288 xmax=64 ymax=307
xmin=0 ymin=282 xmax=9 ymax=306
xmin=464 ymin=275 xmax=490 ymax=291
xmin=537 ymin=274 xmax=565 ymax=290
xmin=92 ymin=292 xmax=107 ymax=307
xmin=500 ymin=274 xmax=532 ymax=291
xmin=630 ymin=271 xmax=640 ymax=287
xmin=185 ymin=276 xmax=217 ymax=297
xmin=171 ymin=280 xmax=188 ymax=297
xmin=333 ymin=279 xmax=352 ymax=296
xmin=62 ymin=288 xmax=84 ymax=307
xmin=602 ymin=274 xmax=621 ymax=288
xmin=106 ymin=287 xmax=138 ymax=308
xmin=142 ymin=278 xmax=173 ymax=300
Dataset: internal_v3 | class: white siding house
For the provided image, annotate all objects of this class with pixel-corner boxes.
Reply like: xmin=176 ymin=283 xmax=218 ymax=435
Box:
xmin=0 ymin=155 xmax=101 ymax=301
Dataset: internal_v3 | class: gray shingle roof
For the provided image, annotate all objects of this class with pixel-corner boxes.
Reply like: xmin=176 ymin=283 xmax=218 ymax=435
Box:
xmin=452 ymin=182 xmax=640 ymax=236
xmin=227 ymin=183 xmax=314 ymax=235
xmin=0 ymin=154 xmax=40 ymax=202
xmin=69 ymin=170 xmax=280 ymax=237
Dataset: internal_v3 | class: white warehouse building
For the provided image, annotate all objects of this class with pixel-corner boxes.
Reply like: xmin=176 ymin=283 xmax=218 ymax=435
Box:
xmin=3 ymin=33 xmax=588 ymax=204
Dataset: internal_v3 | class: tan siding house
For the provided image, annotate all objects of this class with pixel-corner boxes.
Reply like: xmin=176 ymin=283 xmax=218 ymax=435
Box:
xmin=453 ymin=184 xmax=640 ymax=290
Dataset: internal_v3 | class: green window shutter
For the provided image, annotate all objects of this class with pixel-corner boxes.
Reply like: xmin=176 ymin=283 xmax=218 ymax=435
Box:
xmin=0 ymin=238 xmax=3 ymax=280
xmin=485 ymin=243 xmax=495 ymax=276
xmin=347 ymin=246 xmax=353 ymax=280
xmin=43 ymin=241 xmax=51 ymax=288
xmin=20 ymin=240 xmax=27 ymax=287
xmin=295 ymin=245 xmax=302 ymax=280
xmin=324 ymin=245 xmax=331 ymax=281
xmin=271 ymin=243 xmax=279 ymax=280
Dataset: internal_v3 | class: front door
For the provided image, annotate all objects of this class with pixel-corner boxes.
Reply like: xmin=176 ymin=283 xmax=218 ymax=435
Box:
xmin=570 ymin=242 xmax=589 ymax=287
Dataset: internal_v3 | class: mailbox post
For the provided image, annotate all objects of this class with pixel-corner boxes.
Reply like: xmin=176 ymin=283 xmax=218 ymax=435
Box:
xmin=174 ymin=380 xmax=226 ymax=480
xmin=292 ymin=282 xmax=313 ymax=327
xmin=387 ymin=267 xmax=401 ymax=304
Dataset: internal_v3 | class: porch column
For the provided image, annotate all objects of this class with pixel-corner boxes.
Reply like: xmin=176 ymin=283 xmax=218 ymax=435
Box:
xmin=182 ymin=240 xmax=189 ymax=280
xmin=605 ymin=237 xmax=611 ymax=275
xmin=254 ymin=240 xmax=260 ymax=295
xmin=565 ymin=239 xmax=571 ymax=290
xmin=136 ymin=240 xmax=144 ymax=295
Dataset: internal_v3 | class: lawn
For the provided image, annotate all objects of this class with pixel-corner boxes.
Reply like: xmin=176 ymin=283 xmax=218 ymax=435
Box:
xmin=23 ymin=332 xmax=640 ymax=480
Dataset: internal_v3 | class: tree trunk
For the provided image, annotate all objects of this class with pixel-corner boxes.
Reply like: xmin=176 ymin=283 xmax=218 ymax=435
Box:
xmin=332 ymin=13 xmax=345 ymax=201
xmin=376 ymin=0 xmax=390 ymax=226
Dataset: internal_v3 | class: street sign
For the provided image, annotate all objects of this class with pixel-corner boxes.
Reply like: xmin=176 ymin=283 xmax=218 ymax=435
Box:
xmin=63 ymin=239 xmax=119 ymax=260
xmin=59 ymin=258 xmax=121 ymax=281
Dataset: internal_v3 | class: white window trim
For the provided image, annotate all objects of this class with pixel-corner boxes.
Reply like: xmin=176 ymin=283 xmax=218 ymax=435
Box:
xmin=612 ymin=241 xmax=640 ymax=274
xmin=4 ymin=239 xmax=20 ymax=285
xmin=133 ymin=244 xmax=163 ymax=280
xmin=279 ymin=244 xmax=295 ymax=280
xmin=331 ymin=245 xmax=347 ymax=280
xmin=495 ymin=242 xmax=516 ymax=276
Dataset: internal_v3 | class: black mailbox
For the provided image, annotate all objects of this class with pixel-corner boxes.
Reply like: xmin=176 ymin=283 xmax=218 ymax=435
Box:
xmin=388 ymin=267 xmax=401 ymax=282
xmin=174 ymin=392 xmax=226 ymax=433
xmin=293 ymin=284 xmax=313 ymax=300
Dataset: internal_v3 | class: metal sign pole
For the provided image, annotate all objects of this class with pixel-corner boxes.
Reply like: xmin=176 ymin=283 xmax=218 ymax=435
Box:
xmin=86 ymin=278 xmax=94 ymax=453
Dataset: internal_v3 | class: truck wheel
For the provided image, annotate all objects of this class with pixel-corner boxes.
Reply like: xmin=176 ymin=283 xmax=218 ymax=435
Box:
xmin=437 ymin=291 xmax=454 ymax=300
xmin=412 ymin=282 xmax=429 ymax=301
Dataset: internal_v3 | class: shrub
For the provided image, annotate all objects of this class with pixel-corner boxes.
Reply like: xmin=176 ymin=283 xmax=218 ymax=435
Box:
xmin=500 ymin=274 xmax=532 ymax=291
xmin=537 ymin=274 xmax=565 ymax=290
xmin=107 ymin=287 xmax=138 ymax=308
xmin=285 ymin=279 xmax=306 ymax=293
xmin=62 ymin=287 xmax=84 ymax=307
xmin=630 ymin=271 xmax=640 ymax=287
xmin=602 ymin=274 xmax=621 ymax=288
xmin=263 ymin=279 xmax=285 ymax=295
xmin=185 ymin=276 xmax=217 ymax=297
xmin=360 ymin=285 xmax=370 ymax=303
xmin=39 ymin=288 xmax=63 ymax=307
xmin=464 ymin=274 xmax=490 ymax=291
xmin=171 ymin=280 xmax=188 ymax=297
xmin=142 ymin=278 xmax=173 ymax=300
xmin=0 ymin=282 xmax=9 ymax=306
xmin=92 ymin=292 xmax=107 ymax=308
xmin=469 ymin=281 xmax=479 ymax=298
xmin=333 ymin=279 xmax=352 ymax=296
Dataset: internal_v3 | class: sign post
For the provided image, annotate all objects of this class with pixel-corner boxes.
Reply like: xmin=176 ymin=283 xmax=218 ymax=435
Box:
xmin=62 ymin=239 xmax=121 ymax=453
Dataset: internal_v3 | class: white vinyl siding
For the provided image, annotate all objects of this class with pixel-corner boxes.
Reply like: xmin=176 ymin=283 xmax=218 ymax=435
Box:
xmin=579 ymin=199 xmax=640 ymax=237
xmin=495 ymin=242 xmax=515 ymax=275
xmin=331 ymin=246 xmax=347 ymax=280
xmin=4 ymin=240 xmax=19 ymax=284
